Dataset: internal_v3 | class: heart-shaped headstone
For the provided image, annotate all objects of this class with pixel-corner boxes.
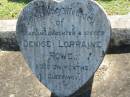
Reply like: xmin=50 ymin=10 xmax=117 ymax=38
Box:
xmin=16 ymin=0 xmax=111 ymax=96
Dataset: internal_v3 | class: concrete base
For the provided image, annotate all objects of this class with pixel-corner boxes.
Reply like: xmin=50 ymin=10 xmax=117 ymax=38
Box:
xmin=0 ymin=51 xmax=130 ymax=97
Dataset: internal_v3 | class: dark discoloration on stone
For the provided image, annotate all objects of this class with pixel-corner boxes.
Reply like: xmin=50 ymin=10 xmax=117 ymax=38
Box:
xmin=16 ymin=0 xmax=110 ymax=96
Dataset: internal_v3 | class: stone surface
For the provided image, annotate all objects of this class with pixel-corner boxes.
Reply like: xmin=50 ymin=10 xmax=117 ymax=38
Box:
xmin=16 ymin=0 xmax=111 ymax=96
xmin=0 ymin=51 xmax=130 ymax=97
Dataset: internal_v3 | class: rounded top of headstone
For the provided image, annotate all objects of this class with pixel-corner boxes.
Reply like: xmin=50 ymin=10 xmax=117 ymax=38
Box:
xmin=16 ymin=0 xmax=111 ymax=96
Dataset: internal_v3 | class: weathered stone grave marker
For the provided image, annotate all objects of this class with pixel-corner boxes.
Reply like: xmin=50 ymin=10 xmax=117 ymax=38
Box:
xmin=16 ymin=0 xmax=111 ymax=96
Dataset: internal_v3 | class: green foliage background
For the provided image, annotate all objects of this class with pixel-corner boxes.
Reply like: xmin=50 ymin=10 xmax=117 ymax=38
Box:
xmin=0 ymin=0 xmax=130 ymax=19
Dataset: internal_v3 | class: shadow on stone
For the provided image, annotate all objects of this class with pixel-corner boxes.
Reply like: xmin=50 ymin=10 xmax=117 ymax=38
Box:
xmin=0 ymin=31 xmax=19 ymax=51
xmin=107 ymin=45 xmax=130 ymax=54
xmin=51 ymin=76 xmax=94 ymax=97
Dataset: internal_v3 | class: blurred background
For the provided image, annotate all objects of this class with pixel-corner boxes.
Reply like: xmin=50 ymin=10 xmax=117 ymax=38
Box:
xmin=0 ymin=0 xmax=130 ymax=19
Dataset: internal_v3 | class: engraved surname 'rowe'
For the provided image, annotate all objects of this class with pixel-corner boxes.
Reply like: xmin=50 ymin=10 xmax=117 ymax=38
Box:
xmin=58 ymin=40 xmax=102 ymax=48
xmin=49 ymin=52 xmax=74 ymax=60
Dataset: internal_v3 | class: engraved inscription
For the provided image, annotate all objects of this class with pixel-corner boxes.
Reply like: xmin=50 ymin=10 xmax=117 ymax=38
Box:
xmin=16 ymin=0 xmax=111 ymax=96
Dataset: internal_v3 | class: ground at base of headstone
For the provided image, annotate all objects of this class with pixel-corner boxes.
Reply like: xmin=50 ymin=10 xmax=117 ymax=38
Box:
xmin=51 ymin=77 xmax=93 ymax=97
xmin=0 ymin=51 xmax=130 ymax=97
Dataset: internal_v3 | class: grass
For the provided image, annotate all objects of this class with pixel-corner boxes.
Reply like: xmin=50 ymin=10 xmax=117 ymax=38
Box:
xmin=97 ymin=0 xmax=130 ymax=15
xmin=0 ymin=0 xmax=130 ymax=19
xmin=0 ymin=0 xmax=27 ymax=19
